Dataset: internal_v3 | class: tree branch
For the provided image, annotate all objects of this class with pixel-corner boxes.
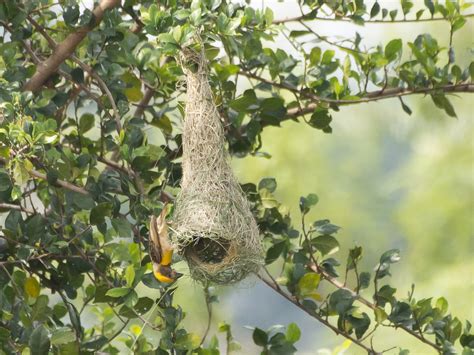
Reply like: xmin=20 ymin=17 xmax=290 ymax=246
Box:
xmin=27 ymin=15 xmax=122 ymax=132
xmin=0 ymin=156 xmax=88 ymax=195
xmin=273 ymin=13 xmax=474 ymax=25
xmin=240 ymin=70 xmax=473 ymax=123
xmin=23 ymin=0 xmax=121 ymax=92
xmin=0 ymin=203 xmax=36 ymax=215
xmin=258 ymin=274 xmax=380 ymax=354
xmin=309 ymin=263 xmax=440 ymax=352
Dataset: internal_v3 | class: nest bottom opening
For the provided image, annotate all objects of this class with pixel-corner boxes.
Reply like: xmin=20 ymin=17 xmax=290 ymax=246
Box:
xmin=184 ymin=234 xmax=231 ymax=264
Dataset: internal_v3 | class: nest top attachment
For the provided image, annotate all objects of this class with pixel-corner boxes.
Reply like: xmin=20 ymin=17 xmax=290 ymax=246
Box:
xmin=173 ymin=50 xmax=263 ymax=285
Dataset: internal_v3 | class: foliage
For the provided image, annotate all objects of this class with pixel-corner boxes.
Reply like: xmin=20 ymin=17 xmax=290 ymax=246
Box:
xmin=0 ymin=0 xmax=472 ymax=353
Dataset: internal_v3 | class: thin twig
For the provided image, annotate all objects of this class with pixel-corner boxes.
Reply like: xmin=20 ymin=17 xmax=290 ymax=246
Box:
xmin=258 ymin=274 xmax=380 ymax=354
xmin=200 ymin=285 xmax=213 ymax=346
xmin=273 ymin=13 xmax=474 ymax=25
xmin=309 ymin=263 xmax=441 ymax=352
xmin=23 ymin=0 xmax=121 ymax=92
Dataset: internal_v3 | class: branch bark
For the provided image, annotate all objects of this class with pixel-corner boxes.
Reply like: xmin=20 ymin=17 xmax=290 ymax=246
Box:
xmin=258 ymin=274 xmax=380 ymax=354
xmin=23 ymin=0 xmax=121 ymax=92
xmin=240 ymin=70 xmax=473 ymax=125
xmin=273 ymin=13 xmax=474 ymax=25
xmin=309 ymin=263 xmax=441 ymax=352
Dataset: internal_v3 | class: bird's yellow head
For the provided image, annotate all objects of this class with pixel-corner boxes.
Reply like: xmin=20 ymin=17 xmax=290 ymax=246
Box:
xmin=153 ymin=263 xmax=182 ymax=284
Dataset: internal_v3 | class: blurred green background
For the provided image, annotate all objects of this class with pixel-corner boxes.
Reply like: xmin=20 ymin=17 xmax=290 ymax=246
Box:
xmin=169 ymin=2 xmax=473 ymax=354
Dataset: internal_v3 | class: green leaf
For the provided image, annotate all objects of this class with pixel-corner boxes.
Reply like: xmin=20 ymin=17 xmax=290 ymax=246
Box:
xmin=299 ymin=193 xmax=319 ymax=214
xmin=399 ymin=98 xmax=412 ymax=115
xmin=64 ymin=5 xmax=80 ymax=25
xmin=436 ymin=297 xmax=448 ymax=314
xmin=265 ymin=240 xmax=286 ymax=264
xmin=252 ymin=327 xmax=268 ymax=346
xmin=312 ymin=235 xmax=339 ymax=256
xmin=51 ymin=328 xmax=76 ymax=345
xmin=380 ymin=249 xmax=401 ymax=264
xmin=309 ymin=47 xmax=322 ymax=66
xmin=105 ymin=287 xmax=131 ymax=298
xmin=79 ymin=113 xmax=95 ymax=133
xmin=388 ymin=301 xmax=412 ymax=325
xmin=321 ymin=49 xmax=335 ymax=65
xmin=29 ymin=325 xmax=50 ymax=355
xmin=297 ymin=272 xmax=321 ymax=297
xmin=124 ymin=265 xmax=135 ymax=287
xmin=175 ymin=333 xmax=201 ymax=351
xmin=431 ymin=93 xmax=457 ymax=117
xmin=260 ymin=97 xmax=287 ymax=124
xmin=385 ymin=39 xmax=402 ymax=61
xmin=313 ymin=220 xmax=340 ymax=235
xmin=111 ymin=218 xmax=132 ymax=238
xmin=452 ymin=17 xmax=466 ymax=32
xmin=359 ymin=272 xmax=371 ymax=289
xmin=424 ymin=0 xmax=435 ymax=15
xmin=260 ymin=189 xmax=279 ymax=209
xmin=70 ymin=68 xmax=84 ymax=84
xmin=229 ymin=90 xmax=258 ymax=112
xmin=370 ymin=2 xmax=381 ymax=18
xmin=374 ymin=307 xmax=388 ymax=323
xmin=0 ymin=171 xmax=12 ymax=192
xmin=374 ymin=285 xmax=397 ymax=307
xmin=285 ymin=323 xmax=301 ymax=343
xmin=308 ymin=108 xmax=332 ymax=131
xmin=258 ymin=177 xmax=277 ymax=193
xmin=329 ymin=289 xmax=354 ymax=314
xmin=24 ymin=276 xmax=40 ymax=298
xmin=446 ymin=317 xmax=463 ymax=343
xmin=90 ymin=202 xmax=113 ymax=225
xmin=289 ymin=30 xmax=311 ymax=38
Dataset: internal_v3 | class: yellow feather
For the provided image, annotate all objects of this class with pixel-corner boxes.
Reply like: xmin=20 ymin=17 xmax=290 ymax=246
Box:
xmin=153 ymin=270 xmax=174 ymax=283
xmin=161 ymin=250 xmax=173 ymax=266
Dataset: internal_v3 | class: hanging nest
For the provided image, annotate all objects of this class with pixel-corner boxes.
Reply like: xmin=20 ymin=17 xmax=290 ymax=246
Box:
xmin=172 ymin=48 xmax=263 ymax=285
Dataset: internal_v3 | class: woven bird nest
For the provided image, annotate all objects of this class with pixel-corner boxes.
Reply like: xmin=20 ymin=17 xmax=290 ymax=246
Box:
xmin=173 ymin=49 xmax=263 ymax=285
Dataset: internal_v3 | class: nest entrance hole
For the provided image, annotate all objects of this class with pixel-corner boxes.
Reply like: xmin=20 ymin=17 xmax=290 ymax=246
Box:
xmin=185 ymin=235 xmax=230 ymax=264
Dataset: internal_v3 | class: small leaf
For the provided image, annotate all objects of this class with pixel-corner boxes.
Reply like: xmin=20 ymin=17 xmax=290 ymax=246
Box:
xmin=312 ymin=235 xmax=339 ymax=256
xmin=431 ymin=93 xmax=457 ymax=118
xmin=297 ymin=272 xmax=321 ymax=297
xmin=258 ymin=178 xmax=277 ymax=193
xmin=374 ymin=307 xmax=388 ymax=323
xmin=308 ymin=108 xmax=332 ymax=131
xmin=385 ymin=39 xmax=402 ymax=61
xmin=71 ymin=68 xmax=84 ymax=84
xmin=370 ymin=2 xmax=380 ymax=18
xmin=79 ymin=113 xmax=95 ymax=133
xmin=299 ymin=193 xmax=319 ymax=214
xmin=313 ymin=220 xmax=340 ymax=235
xmin=399 ymin=98 xmax=412 ymax=115
xmin=329 ymin=289 xmax=354 ymax=314
xmin=0 ymin=171 xmax=12 ymax=192
xmin=285 ymin=323 xmax=301 ymax=343
xmin=24 ymin=277 xmax=40 ymax=298
xmin=124 ymin=265 xmax=135 ymax=287
xmin=106 ymin=287 xmax=131 ymax=298
xmin=29 ymin=325 xmax=50 ymax=355
xmin=252 ymin=328 xmax=268 ymax=346
xmin=380 ymin=249 xmax=401 ymax=264
xmin=265 ymin=240 xmax=286 ymax=264
xmin=64 ymin=5 xmax=80 ymax=25
xmin=51 ymin=328 xmax=76 ymax=345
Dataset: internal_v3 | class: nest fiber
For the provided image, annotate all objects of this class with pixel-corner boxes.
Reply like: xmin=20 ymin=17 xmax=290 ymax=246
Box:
xmin=173 ymin=51 xmax=263 ymax=284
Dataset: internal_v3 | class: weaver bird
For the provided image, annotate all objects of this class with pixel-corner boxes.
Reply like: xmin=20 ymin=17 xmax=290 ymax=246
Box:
xmin=149 ymin=206 xmax=182 ymax=283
